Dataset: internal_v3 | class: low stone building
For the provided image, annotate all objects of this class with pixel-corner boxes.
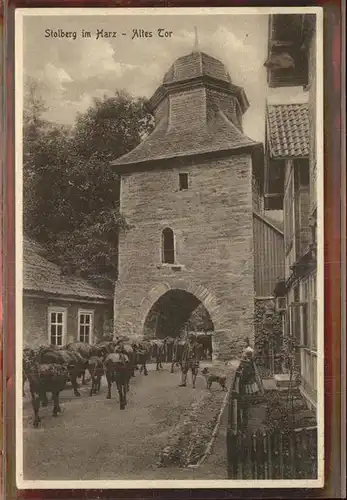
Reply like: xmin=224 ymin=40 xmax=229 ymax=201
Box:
xmin=111 ymin=42 xmax=284 ymax=359
xmin=23 ymin=237 xmax=113 ymax=347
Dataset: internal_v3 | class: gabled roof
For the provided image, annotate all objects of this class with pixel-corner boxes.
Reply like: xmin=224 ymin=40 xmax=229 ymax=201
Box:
xmin=111 ymin=107 xmax=261 ymax=169
xmin=266 ymin=103 xmax=309 ymax=159
xmin=23 ymin=237 xmax=112 ymax=301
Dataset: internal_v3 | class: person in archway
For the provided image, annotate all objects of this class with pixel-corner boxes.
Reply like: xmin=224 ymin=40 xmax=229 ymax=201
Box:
xmin=179 ymin=333 xmax=201 ymax=388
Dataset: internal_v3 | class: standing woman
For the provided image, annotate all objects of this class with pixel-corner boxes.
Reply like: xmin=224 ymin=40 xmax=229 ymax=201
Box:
xmin=239 ymin=345 xmax=264 ymax=396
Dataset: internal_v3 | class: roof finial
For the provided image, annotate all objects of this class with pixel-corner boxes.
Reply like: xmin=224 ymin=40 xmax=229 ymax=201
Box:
xmin=192 ymin=26 xmax=199 ymax=52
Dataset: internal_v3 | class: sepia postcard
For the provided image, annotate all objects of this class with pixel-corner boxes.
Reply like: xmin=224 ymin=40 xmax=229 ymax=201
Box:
xmin=15 ymin=6 xmax=324 ymax=489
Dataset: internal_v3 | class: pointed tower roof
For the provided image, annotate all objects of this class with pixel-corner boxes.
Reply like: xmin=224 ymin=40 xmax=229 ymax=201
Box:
xmin=162 ymin=50 xmax=233 ymax=86
xmin=111 ymin=42 xmax=263 ymax=172
xmin=192 ymin=26 xmax=199 ymax=52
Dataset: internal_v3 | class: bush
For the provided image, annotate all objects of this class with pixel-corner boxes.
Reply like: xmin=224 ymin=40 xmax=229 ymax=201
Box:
xmin=254 ymin=300 xmax=282 ymax=372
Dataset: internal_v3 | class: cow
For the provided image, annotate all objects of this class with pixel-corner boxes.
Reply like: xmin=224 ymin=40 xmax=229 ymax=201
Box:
xmin=124 ymin=343 xmax=138 ymax=376
xmin=96 ymin=340 xmax=118 ymax=355
xmin=24 ymin=354 xmax=69 ymax=428
xmin=113 ymin=341 xmax=137 ymax=377
xmin=67 ymin=342 xmax=106 ymax=384
xmin=132 ymin=339 xmax=151 ymax=376
xmin=104 ymin=352 xmax=132 ymax=410
xmin=37 ymin=346 xmax=86 ymax=397
xmin=150 ymin=339 xmax=165 ymax=371
xmin=87 ymin=356 xmax=104 ymax=396
xmin=67 ymin=341 xmax=102 ymax=359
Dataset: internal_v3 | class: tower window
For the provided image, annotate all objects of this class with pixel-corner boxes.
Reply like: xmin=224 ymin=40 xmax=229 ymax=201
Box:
xmin=162 ymin=227 xmax=175 ymax=264
xmin=179 ymin=173 xmax=189 ymax=191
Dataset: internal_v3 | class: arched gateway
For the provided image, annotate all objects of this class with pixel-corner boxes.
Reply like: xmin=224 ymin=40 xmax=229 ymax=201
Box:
xmin=111 ymin=43 xmax=261 ymax=358
xmin=140 ymin=281 xmax=220 ymax=335
xmin=143 ymin=290 xmax=213 ymax=338
xmin=140 ymin=281 xmax=218 ymax=338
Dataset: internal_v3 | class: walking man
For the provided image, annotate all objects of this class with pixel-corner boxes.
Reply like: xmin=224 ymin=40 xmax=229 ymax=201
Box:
xmin=178 ymin=333 xmax=201 ymax=388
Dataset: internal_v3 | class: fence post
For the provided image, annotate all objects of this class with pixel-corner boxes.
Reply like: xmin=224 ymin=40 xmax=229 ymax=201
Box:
xmin=270 ymin=340 xmax=275 ymax=375
xmin=279 ymin=431 xmax=284 ymax=478
xmin=289 ymin=430 xmax=296 ymax=479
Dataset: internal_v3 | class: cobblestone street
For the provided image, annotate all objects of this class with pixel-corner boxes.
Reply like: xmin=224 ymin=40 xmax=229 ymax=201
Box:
xmin=22 ymin=362 xmax=227 ymax=481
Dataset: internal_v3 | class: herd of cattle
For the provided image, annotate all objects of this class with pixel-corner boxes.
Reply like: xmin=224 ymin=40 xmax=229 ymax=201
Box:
xmin=23 ymin=335 xmax=212 ymax=428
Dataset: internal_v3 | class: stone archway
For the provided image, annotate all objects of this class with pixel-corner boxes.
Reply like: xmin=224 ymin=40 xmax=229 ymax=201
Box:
xmin=114 ymin=278 xmax=251 ymax=360
xmin=139 ymin=279 xmax=222 ymax=335
xmin=143 ymin=289 xmax=214 ymax=338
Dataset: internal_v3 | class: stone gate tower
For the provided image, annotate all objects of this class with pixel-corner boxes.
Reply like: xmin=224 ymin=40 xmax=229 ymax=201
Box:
xmin=111 ymin=44 xmax=264 ymax=358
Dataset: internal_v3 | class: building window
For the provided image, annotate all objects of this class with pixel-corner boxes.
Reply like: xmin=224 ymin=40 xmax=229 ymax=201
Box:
xmin=179 ymin=173 xmax=188 ymax=191
xmin=78 ymin=310 xmax=94 ymax=344
xmin=296 ymin=159 xmax=309 ymax=186
xmin=289 ymin=284 xmax=307 ymax=345
xmin=162 ymin=227 xmax=175 ymax=264
xmin=289 ymin=301 xmax=307 ymax=343
xmin=48 ymin=308 xmax=66 ymax=346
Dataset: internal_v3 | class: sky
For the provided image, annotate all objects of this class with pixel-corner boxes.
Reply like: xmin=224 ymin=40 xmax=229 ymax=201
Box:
xmin=22 ymin=12 xmax=308 ymax=143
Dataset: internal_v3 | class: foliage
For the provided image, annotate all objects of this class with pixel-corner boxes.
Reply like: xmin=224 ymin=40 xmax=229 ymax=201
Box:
xmin=254 ymin=300 xmax=283 ymax=370
xmin=181 ymin=303 xmax=214 ymax=333
xmin=264 ymin=383 xmax=309 ymax=433
xmin=263 ymin=391 xmax=295 ymax=433
xmin=263 ymin=389 xmax=315 ymax=434
xmin=254 ymin=300 xmax=303 ymax=432
xmin=279 ymin=333 xmax=301 ymax=381
xmin=23 ymin=82 xmax=154 ymax=286
xmin=100 ymin=319 xmax=114 ymax=341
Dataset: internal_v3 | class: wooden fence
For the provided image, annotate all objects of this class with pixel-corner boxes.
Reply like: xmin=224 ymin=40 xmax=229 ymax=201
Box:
xmin=227 ymin=426 xmax=317 ymax=479
xmin=227 ymin=358 xmax=318 ymax=479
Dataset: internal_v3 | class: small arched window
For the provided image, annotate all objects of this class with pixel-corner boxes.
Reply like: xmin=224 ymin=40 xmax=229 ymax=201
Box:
xmin=162 ymin=228 xmax=175 ymax=264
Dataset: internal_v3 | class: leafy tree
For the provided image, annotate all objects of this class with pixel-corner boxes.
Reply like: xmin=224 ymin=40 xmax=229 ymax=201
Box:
xmin=23 ymin=77 xmax=73 ymax=240
xmin=182 ymin=303 xmax=214 ymax=333
xmin=23 ymin=86 xmax=154 ymax=287
xmin=72 ymin=91 xmax=153 ymax=161
xmin=23 ymin=77 xmax=47 ymax=140
xmin=23 ymin=76 xmax=46 ymax=234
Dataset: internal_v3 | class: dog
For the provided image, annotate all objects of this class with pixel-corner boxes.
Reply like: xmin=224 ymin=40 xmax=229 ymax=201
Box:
xmin=201 ymin=367 xmax=227 ymax=391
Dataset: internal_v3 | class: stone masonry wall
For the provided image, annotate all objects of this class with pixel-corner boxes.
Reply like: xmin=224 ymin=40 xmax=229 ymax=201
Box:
xmin=115 ymin=153 xmax=255 ymax=358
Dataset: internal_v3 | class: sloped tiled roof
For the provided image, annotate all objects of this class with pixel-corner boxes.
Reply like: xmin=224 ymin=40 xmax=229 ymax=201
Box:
xmin=112 ymin=107 xmax=260 ymax=168
xmin=23 ymin=237 xmax=112 ymax=301
xmin=266 ymin=103 xmax=309 ymax=159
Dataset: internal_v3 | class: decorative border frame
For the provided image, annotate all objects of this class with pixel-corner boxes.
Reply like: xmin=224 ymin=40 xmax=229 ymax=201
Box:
xmin=1 ymin=1 xmax=345 ymax=498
